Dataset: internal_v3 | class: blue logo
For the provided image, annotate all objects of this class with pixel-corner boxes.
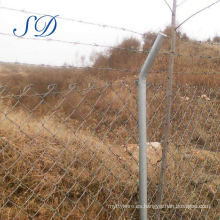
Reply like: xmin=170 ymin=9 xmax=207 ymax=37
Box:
xmin=13 ymin=15 xmax=59 ymax=37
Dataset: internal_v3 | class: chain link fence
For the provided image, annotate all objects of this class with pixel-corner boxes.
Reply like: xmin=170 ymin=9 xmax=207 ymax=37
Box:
xmin=0 ymin=1 xmax=220 ymax=219
xmin=0 ymin=79 xmax=219 ymax=219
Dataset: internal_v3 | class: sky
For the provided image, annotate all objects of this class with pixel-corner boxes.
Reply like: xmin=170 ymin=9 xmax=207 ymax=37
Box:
xmin=0 ymin=0 xmax=220 ymax=66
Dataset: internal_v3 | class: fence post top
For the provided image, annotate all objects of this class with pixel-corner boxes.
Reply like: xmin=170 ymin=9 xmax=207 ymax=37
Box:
xmin=158 ymin=32 xmax=167 ymax=38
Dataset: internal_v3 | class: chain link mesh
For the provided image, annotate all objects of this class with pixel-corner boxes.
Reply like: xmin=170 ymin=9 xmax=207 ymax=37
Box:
xmin=0 ymin=79 xmax=219 ymax=219
xmin=0 ymin=4 xmax=220 ymax=218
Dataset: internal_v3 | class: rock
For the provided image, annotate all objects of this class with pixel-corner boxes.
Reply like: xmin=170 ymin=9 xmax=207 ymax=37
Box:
xmin=180 ymin=96 xmax=190 ymax=101
xmin=201 ymin=94 xmax=210 ymax=101
xmin=122 ymin=142 xmax=162 ymax=179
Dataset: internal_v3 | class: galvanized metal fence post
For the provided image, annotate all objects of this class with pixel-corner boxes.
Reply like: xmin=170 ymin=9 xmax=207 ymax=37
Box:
xmin=157 ymin=1 xmax=177 ymax=218
xmin=138 ymin=33 xmax=166 ymax=220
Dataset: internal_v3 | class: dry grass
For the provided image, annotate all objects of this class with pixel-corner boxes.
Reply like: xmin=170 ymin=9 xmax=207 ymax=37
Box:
xmin=0 ymin=31 xmax=220 ymax=219
xmin=0 ymin=99 xmax=219 ymax=219
xmin=0 ymin=107 xmax=139 ymax=219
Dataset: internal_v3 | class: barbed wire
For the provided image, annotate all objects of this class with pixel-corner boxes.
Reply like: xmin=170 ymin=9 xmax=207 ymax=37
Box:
xmin=166 ymin=32 xmax=220 ymax=46
xmin=176 ymin=35 xmax=220 ymax=46
xmin=0 ymin=2 xmax=219 ymax=220
xmin=2 ymin=31 xmax=220 ymax=61
xmin=0 ymin=5 xmax=219 ymax=70
xmin=0 ymin=6 xmax=144 ymax=37
xmin=0 ymin=32 xmax=146 ymax=55
xmin=0 ymin=32 xmax=144 ymax=54
xmin=0 ymin=58 xmax=140 ymax=76
xmin=175 ymin=52 xmax=220 ymax=60
xmin=1 ymin=58 xmax=219 ymax=77
xmin=173 ymin=70 xmax=220 ymax=75
xmin=0 ymin=32 xmax=173 ymax=57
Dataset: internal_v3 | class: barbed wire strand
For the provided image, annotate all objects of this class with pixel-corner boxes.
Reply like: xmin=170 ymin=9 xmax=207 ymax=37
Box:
xmin=0 ymin=32 xmax=146 ymax=54
xmin=176 ymin=36 xmax=220 ymax=46
xmin=0 ymin=6 xmax=144 ymax=36
xmin=1 ymin=32 xmax=220 ymax=61
xmin=0 ymin=32 xmax=173 ymax=57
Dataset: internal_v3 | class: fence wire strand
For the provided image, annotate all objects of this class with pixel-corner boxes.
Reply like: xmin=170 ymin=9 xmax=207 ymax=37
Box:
xmin=0 ymin=6 xmax=144 ymax=36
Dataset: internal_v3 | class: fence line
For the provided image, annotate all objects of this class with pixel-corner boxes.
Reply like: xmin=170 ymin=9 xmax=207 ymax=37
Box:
xmin=1 ymin=32 xmax=220 ymax=62
xmin=0 ymin=32 xmax=147 ymax=54
xmin=176 ymin=35 xmax=220 ymax=46
xmin=1 ymin=59 xmax=220 ymax=75
xmin=0 ymin=32 xmax=172 ymax=57
xmin=0 ymin=1 xmax=219 ymax=220
xmin=0 ymin=81 xmax=219 ymax=219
